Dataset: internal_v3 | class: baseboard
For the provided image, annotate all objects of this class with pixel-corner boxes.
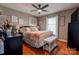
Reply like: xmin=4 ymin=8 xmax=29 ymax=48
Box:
xmin=58 ymin=39 xmax=67 ymax=42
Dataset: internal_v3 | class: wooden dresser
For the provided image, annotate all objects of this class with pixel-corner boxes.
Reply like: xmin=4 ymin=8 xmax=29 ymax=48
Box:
xmin=4 ymin=34 xmax=23 ymax=55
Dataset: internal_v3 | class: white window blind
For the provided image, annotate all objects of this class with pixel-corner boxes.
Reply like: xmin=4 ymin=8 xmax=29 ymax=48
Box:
xmin=46 ymin=16 xmax=58 ymax=35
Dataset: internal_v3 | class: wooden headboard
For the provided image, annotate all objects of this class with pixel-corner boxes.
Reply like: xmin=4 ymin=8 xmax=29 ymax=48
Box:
xmin=20 ymin=26 xmax=36 ymax=28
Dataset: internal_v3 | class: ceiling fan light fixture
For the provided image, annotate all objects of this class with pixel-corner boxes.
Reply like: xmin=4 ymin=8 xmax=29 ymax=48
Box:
xmin=31 ymin=4 xmax=49 ymax=14
xmin=38 ymin=9 xmax=42 ymax=12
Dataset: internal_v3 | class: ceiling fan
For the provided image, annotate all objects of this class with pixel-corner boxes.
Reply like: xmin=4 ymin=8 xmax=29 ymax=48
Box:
xmin=31 ymin=4 xmax=49 ymax=14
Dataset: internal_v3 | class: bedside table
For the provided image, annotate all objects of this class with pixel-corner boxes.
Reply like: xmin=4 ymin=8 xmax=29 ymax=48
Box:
xmin=43 ymin=36 xmax=57 ymax=53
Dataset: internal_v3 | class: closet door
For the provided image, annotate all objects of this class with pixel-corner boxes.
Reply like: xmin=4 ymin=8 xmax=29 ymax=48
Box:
xmin=59 ymin=16 xmax=66 ymax=41
xmin=59 ymin=26 xmax=66 ymax=40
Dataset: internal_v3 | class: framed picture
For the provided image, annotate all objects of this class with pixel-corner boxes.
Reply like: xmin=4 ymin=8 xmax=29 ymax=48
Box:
xmin=60 ymin=16 xmax=65 ymax=26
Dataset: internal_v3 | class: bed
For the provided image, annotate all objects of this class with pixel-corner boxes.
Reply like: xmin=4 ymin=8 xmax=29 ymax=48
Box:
xmin=21 ymin=26 xmax=53 ymax=48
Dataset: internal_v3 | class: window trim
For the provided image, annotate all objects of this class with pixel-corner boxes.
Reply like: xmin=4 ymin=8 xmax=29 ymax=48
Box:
xmin=46 ymin=15 xmax=58 ymax=37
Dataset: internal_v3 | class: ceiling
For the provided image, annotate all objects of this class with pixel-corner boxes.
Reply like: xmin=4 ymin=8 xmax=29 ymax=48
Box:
xmin=0 ymin=3 xmax=79 ymax=17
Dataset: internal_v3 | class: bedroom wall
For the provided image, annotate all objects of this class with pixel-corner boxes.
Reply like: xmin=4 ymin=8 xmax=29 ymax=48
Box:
xmin=37 ymin=8 xmax=76 ymax=41
xmin=0 ymin=5 xmax=37 ymax=26
xmin=0 ymin=5 xmax=77 ymax=41
xmin=37 ymin=16 xmax=46 ymax=30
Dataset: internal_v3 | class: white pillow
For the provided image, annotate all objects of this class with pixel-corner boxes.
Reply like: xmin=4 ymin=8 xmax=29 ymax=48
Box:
xmin=30 ymin=27 xmax=38 ymax=31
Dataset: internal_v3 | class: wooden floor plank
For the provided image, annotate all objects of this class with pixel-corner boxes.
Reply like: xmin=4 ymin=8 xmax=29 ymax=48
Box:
xmin=23 ymin=39 xmax=79 ymax=55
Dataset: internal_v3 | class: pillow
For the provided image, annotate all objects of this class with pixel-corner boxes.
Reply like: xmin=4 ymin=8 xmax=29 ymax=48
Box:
xmin=30 ymin=27 xmax=38 ymax=31
xmin=26 ymin=28 xmax=31 ymax=31
xmin=20 ymin=27 xmax=31 ymax=32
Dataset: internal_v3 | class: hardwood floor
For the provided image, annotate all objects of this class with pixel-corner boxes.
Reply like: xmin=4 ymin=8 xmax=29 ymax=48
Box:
xmin=23 ymin=39 xmax=79 ymax=55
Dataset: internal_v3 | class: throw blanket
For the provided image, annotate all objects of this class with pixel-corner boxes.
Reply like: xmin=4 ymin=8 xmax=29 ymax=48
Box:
xmin=23 ymin=31 xmax=53 ymax=40
xmin=23 ymin=31 xmax=53 ymax=48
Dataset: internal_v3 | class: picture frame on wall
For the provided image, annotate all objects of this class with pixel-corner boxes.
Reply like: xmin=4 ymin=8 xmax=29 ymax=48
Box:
xmin=60 ymin=16 xmax=65 ymax=26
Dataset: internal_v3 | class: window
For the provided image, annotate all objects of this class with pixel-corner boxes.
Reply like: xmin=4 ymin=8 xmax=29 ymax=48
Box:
xmin=19 ymin=18 xmax=24 ymax=25
xmin=12 ymin=16 xmax=18 ymax=22
xmin=46 ymin=16 xmax=58 ymax=35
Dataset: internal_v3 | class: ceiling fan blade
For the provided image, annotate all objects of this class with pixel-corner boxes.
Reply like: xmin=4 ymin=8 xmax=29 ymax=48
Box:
xmin=38 ymin=4 xmax=41 ymax=8
xmin=30 ymin=10 xmax=37 ymax=12
xmin=41 ymin=4 xmax=49 ymax=9
xmin=32 ymin=4 xmax=38 ymax=9
xmin=42 ymin=10 xmax=48 ymax=12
